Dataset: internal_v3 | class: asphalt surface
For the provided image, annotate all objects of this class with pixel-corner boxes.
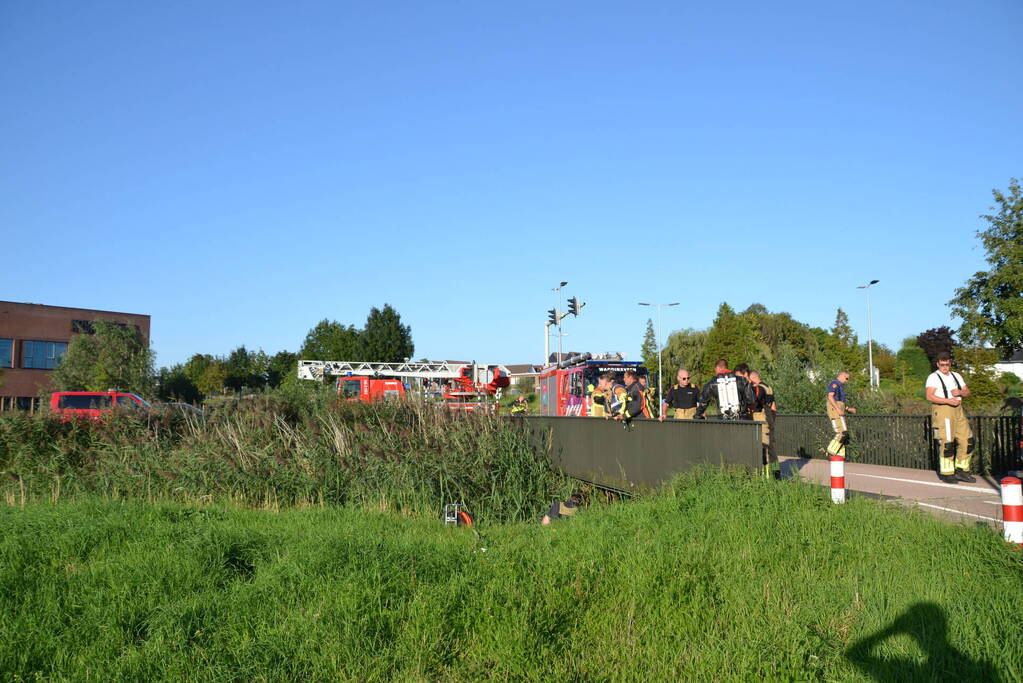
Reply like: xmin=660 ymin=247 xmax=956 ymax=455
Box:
xmin=780 ymin=456 xmax=1011 ymax=527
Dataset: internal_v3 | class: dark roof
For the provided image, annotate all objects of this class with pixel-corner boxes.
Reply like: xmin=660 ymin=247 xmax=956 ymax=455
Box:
xmin=548 ymin=351 xmax=583 ymax=363
xmin=505 ymin=364 xmax=543 ymax=374
xmin=1001 ymin=350 xmax=1023 ymax=363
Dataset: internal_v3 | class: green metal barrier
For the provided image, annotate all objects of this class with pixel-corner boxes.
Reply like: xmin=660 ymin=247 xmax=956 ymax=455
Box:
xmin=772 ymin=414 xmax=1023 ymax=475
xmin=517 ymin=416 xmax=763 ymax=492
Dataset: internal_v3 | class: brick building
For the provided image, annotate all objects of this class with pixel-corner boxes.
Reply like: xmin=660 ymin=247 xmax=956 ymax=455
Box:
xmin=0 ymin=301 xmax=150 ymax=410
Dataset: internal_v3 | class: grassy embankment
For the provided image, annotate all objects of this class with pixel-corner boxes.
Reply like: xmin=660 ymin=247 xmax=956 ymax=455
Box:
xmin=0 ymin=391 xmax=568 ymax=524
xmin=2 ymin=469 xmax=1022 ymax=681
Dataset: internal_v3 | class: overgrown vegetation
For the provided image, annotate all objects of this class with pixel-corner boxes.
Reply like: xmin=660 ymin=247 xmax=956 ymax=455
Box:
xmin=0 ymin=386 xmax=567 ymax=524
xmin=2 ymin=469 xmax=1020 ymax=680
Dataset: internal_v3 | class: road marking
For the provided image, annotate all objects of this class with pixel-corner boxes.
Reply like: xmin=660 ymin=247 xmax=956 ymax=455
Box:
xmin=982 ymin=500 xmax=1001 ymax=506
xmin=911 ymin=502 xmax=1000 ymax=523
xmin=850 ymin=473 xmax=999 ymax=495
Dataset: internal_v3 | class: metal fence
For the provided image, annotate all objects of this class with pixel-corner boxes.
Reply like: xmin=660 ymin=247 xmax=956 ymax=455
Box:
xmin=773 ymin=414 xmax=1023 ymax=475
xmin=517 ymin=416 xmax=762 ymax=492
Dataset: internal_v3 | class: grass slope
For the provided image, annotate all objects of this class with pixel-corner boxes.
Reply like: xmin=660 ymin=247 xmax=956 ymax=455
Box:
xmin=2 ymin=469 xmax=1021 ymax=681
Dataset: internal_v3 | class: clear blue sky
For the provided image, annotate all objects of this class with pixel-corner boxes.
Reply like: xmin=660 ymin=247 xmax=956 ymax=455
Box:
xmin=2 ymin=1 xmax=1021 ymax=368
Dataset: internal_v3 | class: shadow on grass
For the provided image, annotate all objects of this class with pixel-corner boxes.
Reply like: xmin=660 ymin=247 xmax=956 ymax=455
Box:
xmin=845 ymin=602 xmax=999 ymax=682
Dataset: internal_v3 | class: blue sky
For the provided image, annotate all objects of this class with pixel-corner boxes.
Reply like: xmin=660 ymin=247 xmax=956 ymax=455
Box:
xmin=2 ymin=1 xmax=1021 ymax=368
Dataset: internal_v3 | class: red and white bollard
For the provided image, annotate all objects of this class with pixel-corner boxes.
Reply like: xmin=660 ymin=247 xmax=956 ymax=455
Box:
xmin=830 ymin=455 xmax=846 ymax=504
xmin=1000 ymin=476 xmax=1023 ymax=544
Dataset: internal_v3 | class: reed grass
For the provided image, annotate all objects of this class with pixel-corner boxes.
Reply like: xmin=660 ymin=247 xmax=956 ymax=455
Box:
xmin=0 ymin=388 xmax=568 ymax=524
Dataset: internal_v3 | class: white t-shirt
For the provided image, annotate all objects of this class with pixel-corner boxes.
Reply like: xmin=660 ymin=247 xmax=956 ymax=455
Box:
xmin=926 ymin=370 xmax=966 ymax=400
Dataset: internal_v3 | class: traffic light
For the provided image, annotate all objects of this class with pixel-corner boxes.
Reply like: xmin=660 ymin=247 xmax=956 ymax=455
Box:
xmin=567 ymin=297 xmax=583 ymax=316
xmin=547 ymin=308 xmax=558 ymax=325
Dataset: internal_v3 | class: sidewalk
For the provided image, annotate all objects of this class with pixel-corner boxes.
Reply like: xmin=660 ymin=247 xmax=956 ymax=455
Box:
xmin=780 ymin=456 xmax=1005 ymax=526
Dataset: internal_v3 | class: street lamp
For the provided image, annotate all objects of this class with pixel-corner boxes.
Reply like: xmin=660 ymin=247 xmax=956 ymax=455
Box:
xmin=638 ymin=301 xmax=679 ymax=418
xmin=857 ymin=279 xmax=880 ymax=390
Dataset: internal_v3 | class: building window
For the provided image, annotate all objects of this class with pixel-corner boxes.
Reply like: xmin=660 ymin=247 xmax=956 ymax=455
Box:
xmin=71 ymin=320 xmax=95 ymax=334
xmin=22 ymin=340 xmax=68 ymax=370
xmin=0 ymin=338 xmax=12 ymax=368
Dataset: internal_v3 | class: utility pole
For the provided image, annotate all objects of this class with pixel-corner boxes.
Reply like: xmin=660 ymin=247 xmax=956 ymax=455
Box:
xmin=638 ymin=301 xmax=679 ymax=419
xmin=857 ymin=279 xmax=880 ymax=390
xmin=552 ymin=281 xmax=567 ymax=365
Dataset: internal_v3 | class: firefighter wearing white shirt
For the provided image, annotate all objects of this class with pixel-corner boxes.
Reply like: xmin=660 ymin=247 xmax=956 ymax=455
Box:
xmin=925 ymin=352 xmax=975 ymax=484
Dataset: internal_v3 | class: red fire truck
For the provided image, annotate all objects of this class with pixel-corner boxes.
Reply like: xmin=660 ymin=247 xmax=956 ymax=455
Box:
xmin=538 ymin=353 xmax=647 ymax=417
xmin=337 ymin=377 xmax=406 ymax=402
xmin=298 ymin=360 xmax=510 ymax=411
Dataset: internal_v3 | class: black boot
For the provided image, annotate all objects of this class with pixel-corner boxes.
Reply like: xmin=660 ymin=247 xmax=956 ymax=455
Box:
xmin=955 ymin=469 xmax=976 ymax=483
xmin=938 ymin=473 xmax=958 ymax=484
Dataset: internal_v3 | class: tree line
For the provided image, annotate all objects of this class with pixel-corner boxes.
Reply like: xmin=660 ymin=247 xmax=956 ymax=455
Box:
xmin=51 ymin=304 xmax=414 ymax=404
xmin=640 ymin=178 xmax=1022 ymax=414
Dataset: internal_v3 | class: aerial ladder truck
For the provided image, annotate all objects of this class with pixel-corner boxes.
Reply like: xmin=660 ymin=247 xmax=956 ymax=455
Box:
xmin=297 ymin=360 xmax=511 ymax=412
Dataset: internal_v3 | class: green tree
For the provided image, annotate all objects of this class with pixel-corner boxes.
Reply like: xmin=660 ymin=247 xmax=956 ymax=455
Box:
xmin=955 ymin=346 xmax=1003 ymax=411
xmin=640 ymin=319 xmax=658 ymax=388
xmin=183 ymin=353 xmax=217 ymax=387
xmin=52 ymin=320 xmax=155 ymax=394
xmin=267 ymin=351 xmax=297 ymax=388
xmin=743 ymin=304 xmax=820 ymax=364
xmin=824 ymin=308 xmax=864 ymax=373
xmin=663 ymin=328 xmax=708 ymax=384
xmin=360 ymin=304 xmax=414 ymax=363
xmin=703 ymin=303 xmax=766 ymax=376
xmin=871 ymin=343 xmax=897 ymax=380
xmin=895 ymin=338 xmax=931 ymax=385
xmin=155 ymin=364 xmax=201 ymax=403
xmin=223 ymin=346 xmax=269 ymax=392
xmin=299 ymin=320 xmax=362 ymax=360
xmin=949 ymin=178 xmax=1023 ymax=356
xmin=197 ymin=364 xmax=227 ymax=396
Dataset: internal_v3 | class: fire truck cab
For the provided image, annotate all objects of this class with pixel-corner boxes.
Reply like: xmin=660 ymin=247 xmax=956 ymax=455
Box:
xmin=538 ymin=353 xmax=647 ymax=417
xmin=337 ymin=376 xmax=406 ymax=402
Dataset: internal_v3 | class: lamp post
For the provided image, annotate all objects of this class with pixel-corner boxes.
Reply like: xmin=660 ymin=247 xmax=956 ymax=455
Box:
xmin=857 ymin=279 xmax=880 ymax=390
xmin=638 ymin=301 xmax=679 ymax=418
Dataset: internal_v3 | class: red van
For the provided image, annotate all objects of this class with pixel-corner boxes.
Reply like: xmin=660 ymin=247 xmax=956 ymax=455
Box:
xmin=50 ymin=391 xmax=151 ymax=421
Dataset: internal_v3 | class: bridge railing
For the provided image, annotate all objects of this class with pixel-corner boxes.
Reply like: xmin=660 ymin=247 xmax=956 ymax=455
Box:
xmin=772 ymin=414 xmax=1023 ymax=475
xmin=516 ymin=416 xmax=762 ymax=492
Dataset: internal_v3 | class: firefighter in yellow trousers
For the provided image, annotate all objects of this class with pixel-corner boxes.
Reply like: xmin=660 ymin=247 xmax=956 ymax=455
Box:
xmin=825 ymin=371 xmax=856 ymax=457
xmin=925 ymin=352 xmax=975 ymax=484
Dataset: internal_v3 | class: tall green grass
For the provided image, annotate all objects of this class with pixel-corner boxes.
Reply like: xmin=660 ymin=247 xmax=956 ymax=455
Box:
xmin=0 ymin=391 xmax=568 ymax=523
xmin=2 ymin=469 xmax=1020 ymax=681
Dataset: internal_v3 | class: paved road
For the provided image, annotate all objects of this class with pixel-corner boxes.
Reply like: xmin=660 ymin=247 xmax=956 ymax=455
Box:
xmin=780 ymin=456 xmax=1010 ymax=527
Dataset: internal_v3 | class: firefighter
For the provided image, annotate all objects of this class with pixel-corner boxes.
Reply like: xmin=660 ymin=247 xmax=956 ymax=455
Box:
xmin=510 ymin=395 xmax=528 ymax=416
xmin=638 ymin=374 xmax=656 ymax=418
xmin=589 ymin=373 xmax=613 ymax=418
xmin=695 ymin=359 xmax=756 ymax=420
xmin=613 ymin=370 xmax=646 ymax=423
xmin=926 ymin=352 xmax=975 ymax=484
xmin=750 ymin=370 xmax=780 ymax=478
xmin=659 ymin=368 xmax=699 ymax=420
xmin=825 ymin=371 xmax=856 ymax=458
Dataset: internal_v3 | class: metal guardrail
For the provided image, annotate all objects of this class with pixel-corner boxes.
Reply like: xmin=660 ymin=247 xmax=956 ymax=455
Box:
xmin=516 ymin=416 xmax=762 ymax=492
xmin=773 ymin=414 xmax=1023 ymax=475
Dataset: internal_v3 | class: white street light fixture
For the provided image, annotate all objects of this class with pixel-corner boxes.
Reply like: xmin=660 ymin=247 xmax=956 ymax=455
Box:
xmin=639 ymin=301 xmax=680 ymax=418
xmin=857 ymin=279 xmax=880 ymax=389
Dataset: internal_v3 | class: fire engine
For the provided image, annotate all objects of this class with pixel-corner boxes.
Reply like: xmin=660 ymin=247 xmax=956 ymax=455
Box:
xmin=538 ymin=352 xmax=647 ymax=416
xmin=298 ymin=360 xmax=511 ymax=412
